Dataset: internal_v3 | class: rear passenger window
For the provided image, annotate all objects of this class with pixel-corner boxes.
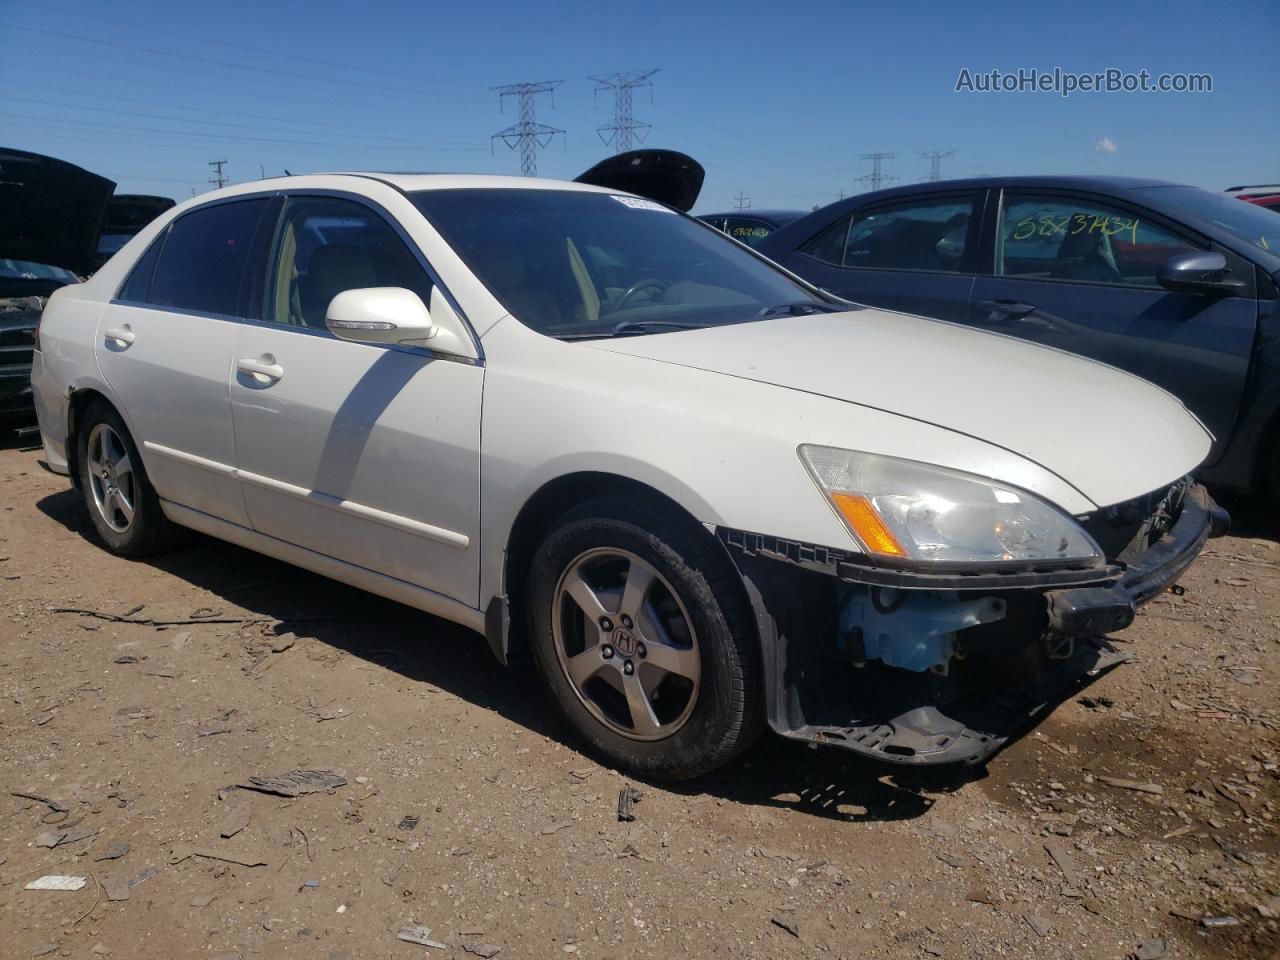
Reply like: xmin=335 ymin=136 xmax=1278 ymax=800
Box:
xmin=799 ymin=215 xmax=852 ymax=264
xmin=801 ymin=199 xmax=973 ymax=272
xmin=148 ymin=199 xmax=269 ymax=317
xmin=117 ymin=233 xmax=164 ymax=303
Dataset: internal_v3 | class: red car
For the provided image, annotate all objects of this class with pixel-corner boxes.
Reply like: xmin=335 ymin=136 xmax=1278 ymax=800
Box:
xmin=1226 ymin=183 xmax=1280 ymax=212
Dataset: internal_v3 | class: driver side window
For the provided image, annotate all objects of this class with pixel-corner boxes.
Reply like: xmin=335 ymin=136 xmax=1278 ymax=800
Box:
xmin=262 ymin=196 xmax=433 ymax=329
xmin=998 ymin=195 xmax=1202 ymax=288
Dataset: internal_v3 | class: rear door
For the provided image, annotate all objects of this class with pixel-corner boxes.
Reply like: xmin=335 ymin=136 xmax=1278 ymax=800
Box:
xmin=96 ymin=196 xmax=273 ymax=526
xmin=228 ymin=193 xmax=482 ymax=605
xmin=968 ymin=189 xmax=1257 ymax=457
xmin=770 ymin=191 xmax=983 ymax=322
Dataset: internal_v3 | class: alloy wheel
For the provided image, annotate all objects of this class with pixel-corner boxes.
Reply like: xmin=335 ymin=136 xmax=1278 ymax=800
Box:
xmin=551 ymin=547 xmax=701 ymax=741
xmin=86 ymin=422 xmax=136 ymax=533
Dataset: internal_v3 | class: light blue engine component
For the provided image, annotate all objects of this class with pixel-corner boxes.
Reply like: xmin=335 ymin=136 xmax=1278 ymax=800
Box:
xmin=837 ymin=587 xmax=1007 ymax=674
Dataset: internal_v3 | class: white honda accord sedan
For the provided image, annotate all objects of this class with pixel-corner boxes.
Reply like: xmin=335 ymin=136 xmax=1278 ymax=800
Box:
xmin=31 ymin=166 xmax=1227 ymax=780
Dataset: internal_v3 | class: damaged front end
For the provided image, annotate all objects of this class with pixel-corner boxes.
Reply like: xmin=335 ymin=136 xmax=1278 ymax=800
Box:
xmin=723 ymin=480 xmax=1228 ymax=766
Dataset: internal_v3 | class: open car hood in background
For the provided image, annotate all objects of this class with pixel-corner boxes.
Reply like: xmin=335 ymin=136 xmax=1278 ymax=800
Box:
xmin=104 ymin=194 xmax=176 ymax=236
xmin=574 ymin=149 xmax=704 ymax=212
xmin=0 ymin=147 xmax=115 ymax=277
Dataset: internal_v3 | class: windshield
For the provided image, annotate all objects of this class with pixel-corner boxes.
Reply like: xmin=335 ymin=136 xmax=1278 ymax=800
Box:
xmin=0 ymin=258 xmax=80 ymax=284
xmin=1136 ymin=185 xmax=1280 ymax=256
xmin=411 ymin=188 xmax=829 ymax=338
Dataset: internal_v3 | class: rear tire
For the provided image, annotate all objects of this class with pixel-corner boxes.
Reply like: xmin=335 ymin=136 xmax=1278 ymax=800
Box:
xmin=77 ymin=401 xmax=176 ymax=557
xmin=526 ymin=497 xmax=763 ymax=781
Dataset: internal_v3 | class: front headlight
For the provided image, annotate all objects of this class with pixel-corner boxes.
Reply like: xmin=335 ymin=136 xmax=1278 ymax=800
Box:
xmin=799 ymin=445 xmax=1102 ymax=567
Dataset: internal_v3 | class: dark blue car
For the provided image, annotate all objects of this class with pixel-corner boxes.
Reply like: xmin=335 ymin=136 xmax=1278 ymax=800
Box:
xmin=757 ymin=177 xmax=1280 ymax=502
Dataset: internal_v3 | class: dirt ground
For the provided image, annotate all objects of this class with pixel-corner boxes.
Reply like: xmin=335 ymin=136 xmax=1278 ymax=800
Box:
xmin=1 ymin=438 xmax=1276 ymax=960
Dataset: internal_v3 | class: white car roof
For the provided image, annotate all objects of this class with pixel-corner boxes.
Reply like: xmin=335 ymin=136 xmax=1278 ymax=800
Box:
xmin=200 ymin=172 xmax=618 ymax=200
xmin=336 ymin=173 xmax=615 ymax=194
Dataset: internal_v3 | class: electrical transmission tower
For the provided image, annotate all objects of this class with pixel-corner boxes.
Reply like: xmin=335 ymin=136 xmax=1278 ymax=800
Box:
xmin=208 ymin=159 xmax=228 ymax=189
xmin=589 ymin=69 xmax=658 ymax=153
xmin=491 ymin=81 xmax=565 ymax=177
xmin=856 ymin=152 xmax=897 ymax=191
xmin=733 ymin=190 xmax=751 ymax=210
xmin=919 ymin=149 xmax=957 ymax=182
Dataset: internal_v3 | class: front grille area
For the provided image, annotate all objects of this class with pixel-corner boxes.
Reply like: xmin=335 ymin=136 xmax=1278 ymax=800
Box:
xmin=1078 ymin=477 xmax=1190 ymax=563
xmin=0 ymin=298 xmax=41 ymax=373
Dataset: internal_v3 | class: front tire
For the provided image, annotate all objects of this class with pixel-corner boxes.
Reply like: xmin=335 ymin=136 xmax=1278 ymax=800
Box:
xmin=77 ymin=401 xmax=176 ymax=557
xmin=526 ymin=497 xmax=763 ymax=781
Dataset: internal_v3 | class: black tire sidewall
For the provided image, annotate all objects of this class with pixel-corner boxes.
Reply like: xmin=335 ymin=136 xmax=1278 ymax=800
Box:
xmin=77 ymin=402 xmax=167 ymax=557
xmin=527 ymin=500 xmax=759 ymax=781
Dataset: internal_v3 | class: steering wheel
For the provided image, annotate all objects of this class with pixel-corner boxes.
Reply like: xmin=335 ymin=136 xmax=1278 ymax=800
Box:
xmin=613 ymin=277 xmax=669 ymax=312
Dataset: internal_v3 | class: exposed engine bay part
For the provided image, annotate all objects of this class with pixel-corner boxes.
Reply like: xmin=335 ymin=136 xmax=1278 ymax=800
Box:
xmin=836 ymin=586 xmax=1006 ymax=674
xmin=727 ymin=483 xmax=1225 ymax=766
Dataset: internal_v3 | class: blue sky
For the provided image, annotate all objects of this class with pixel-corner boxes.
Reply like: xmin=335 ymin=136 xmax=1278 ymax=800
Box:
xmin=1 ymin=0 xmax=1276 ymax=214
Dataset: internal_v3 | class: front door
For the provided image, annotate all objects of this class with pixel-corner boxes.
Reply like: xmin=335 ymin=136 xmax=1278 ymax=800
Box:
xmin=968 ymin=190 xmax=1257 ymax=459
xmin=228 ymin=194 xmax=482 ymax=605
xmin=96 ymin=196 xmax=274 ymax=526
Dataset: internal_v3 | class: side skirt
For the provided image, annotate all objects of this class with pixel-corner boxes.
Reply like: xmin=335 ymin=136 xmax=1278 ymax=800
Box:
xmin=161 ymin=500 xmax=487 ymax=635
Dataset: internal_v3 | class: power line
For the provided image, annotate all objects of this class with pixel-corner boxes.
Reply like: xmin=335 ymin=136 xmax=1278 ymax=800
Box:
xmin=0 ymin=90 xmax=488 ymax=148
xmin=589 ymin=69 xmax=658 ymax=154
xmin=0 ymin=21 xmax=492 ymax=104
xmin=0 ymin=0 xmax=490 ymax=95
xmin=919 ymin=149 xmax=957 ymax=182
xmin=208 ymin=159 xmax=228 ymax=189
xmin=491 ymin=81 xmax=564 ymax=177
xmin=857 ymin=152 xmax=897 ymax=191
xmin=0 ymin=109 xmax=487 ymax=153
xmin=0 ymin=83 xmax=483 ymax=146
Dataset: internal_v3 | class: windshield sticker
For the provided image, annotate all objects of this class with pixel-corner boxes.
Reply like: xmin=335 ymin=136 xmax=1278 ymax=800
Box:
xmin=731 ymin=225 xmax=770 ymax=240
xmin=610 ymin=195 xmax=675 ymax=213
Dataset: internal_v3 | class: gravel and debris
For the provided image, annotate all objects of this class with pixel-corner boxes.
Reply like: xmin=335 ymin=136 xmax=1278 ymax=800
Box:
xmin=0 ymin=446 xmax=1276 ymax=958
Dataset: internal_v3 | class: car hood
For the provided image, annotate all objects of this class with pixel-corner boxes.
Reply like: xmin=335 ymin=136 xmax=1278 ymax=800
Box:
xmin=0 ymin=147 xmax=115 ymax=276
xmin=574 ymin=149 xmax=704 ymax=212
xmin=586 ymin=309 xmax=1212 ymax=509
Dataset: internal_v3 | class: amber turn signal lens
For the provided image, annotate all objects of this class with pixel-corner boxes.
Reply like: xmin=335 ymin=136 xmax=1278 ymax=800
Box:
xmin=831 ymin=493 xmax=908 ymax=558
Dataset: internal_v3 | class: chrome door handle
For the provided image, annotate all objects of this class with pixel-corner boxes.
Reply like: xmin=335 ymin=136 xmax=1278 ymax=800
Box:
xmin=237 ymin=357 xmax=284 ymax=382
xmin=104 ymin=326 xmax=135 ymax=346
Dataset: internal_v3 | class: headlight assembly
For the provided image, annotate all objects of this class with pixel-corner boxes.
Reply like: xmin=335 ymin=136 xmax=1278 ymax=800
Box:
xmin=799 ymin=445 xmax=1102 ymax=567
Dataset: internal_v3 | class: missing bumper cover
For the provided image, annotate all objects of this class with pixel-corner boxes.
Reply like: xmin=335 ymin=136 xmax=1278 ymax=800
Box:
xmin=726 ymin=484 xmax=1225 ymax=767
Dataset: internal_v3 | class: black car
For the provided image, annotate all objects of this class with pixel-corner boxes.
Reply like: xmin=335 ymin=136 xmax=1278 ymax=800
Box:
xmin=757 ymin=177 xmax=1280 ymax=501
xmin=1 ymin=148 xmax=115 ymax=426
xmin=698 ymin=209 xmax=807 ymax=248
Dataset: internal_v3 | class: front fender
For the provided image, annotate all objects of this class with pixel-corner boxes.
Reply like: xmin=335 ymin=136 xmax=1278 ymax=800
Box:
xmin=476 ymin=318 xmax=1096 ymax=612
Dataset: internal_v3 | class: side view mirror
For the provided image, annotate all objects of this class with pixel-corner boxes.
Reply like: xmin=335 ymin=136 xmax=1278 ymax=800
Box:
xmin=325 ymin=287 xmax=438 ymax=346
xmin=1156 ymin=251 xmax=1244 ymax=295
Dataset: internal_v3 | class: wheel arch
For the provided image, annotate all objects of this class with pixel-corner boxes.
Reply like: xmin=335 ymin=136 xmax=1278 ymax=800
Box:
xmin=487 ymin=470 xmax=739 ymax=666
xmin=65 ymin=385 xmax=125 ymax=488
